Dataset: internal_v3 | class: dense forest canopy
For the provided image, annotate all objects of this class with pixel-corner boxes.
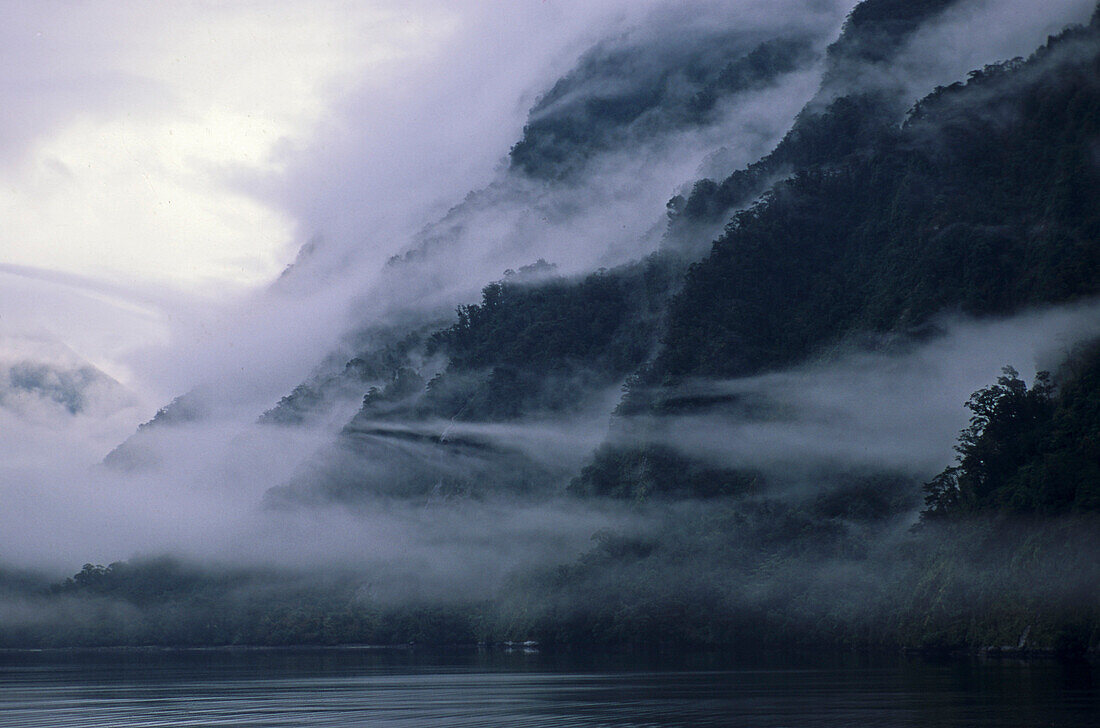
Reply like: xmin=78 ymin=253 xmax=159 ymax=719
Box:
xmin=923 ymin=346 xmax=1100 ymax=519
xmin=509 ymin=30 xmax=818 ymax=179
xmin=4 ymin=0 xmax=1100 ymax=654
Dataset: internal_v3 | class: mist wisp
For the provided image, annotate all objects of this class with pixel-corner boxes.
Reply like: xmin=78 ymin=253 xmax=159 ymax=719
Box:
xmin=2 ymin=0 xmax=1099 ymax=650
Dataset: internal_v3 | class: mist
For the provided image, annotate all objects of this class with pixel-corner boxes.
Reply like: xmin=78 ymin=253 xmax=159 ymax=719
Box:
xmin=72 ymin=0 xmax=863 ymax=483
xmin=637 ymin=302 xmax=1100 ymax=479
xmin=809 ymin=0 xmax=1097 ymax=109
xmin=1 ymin=1 xmax=1098 ymax=653
xmin=18 ymin=0 xmax=856 ymax=434
xmin=896 ymin=0 xmax=1098 ymax=99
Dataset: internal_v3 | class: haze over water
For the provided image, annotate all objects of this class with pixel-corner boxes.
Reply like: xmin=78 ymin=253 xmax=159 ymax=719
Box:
xmin=0 ymin=650 xmax=1097 ymax=727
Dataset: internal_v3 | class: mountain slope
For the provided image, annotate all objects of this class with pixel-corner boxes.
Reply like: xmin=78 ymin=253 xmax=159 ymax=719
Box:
xmin=8 ymin=0 xmax=1100 ymax=654
xmin=578 ymin=11 xmax=1100 ymax=499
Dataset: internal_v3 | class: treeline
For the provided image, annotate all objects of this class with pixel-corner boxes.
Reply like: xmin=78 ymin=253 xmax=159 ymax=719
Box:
xmin=6 ymin=351 xmax=1100 ymax=651
xmin=0 ymin=559 xmax=483 ymax=648
xmin=4 ymin=500 xmax=1096 ymax=653
xmin=510 ymin=31 xmax=816 ymax=180
xmin=659 ymin=22 xmax=1100 ymax=382
xmin=578 ymin=13 xmax=1100 ymax=499
xmin=416 ymin=258 xmax=674 ymax=422
xmin=922 ymin=345 xmax=1100 ymax=520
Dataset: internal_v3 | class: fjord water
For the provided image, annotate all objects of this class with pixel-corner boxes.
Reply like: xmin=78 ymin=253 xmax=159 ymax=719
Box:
xmin=0 ymin=649 xmax=1096 ymax=727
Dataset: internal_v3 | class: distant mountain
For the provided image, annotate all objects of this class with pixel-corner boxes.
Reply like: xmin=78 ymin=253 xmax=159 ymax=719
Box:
xmin=0 ymin=337 xmax=134 ymax=420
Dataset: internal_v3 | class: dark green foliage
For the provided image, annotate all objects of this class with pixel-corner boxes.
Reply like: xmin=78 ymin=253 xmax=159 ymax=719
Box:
xmin=260 ymin=327 xmax=436 ymax=426
xmin=686 ymin=37 xmax=819 ymax=116
xmin=827 ymin=0 xmax=959 ymax=66
xmin=273 ymin=258 xmax=682 ymax=503
xmin=5 ymin=504 xmax=1098 ymax=652
xmin=361 ymin=367 xmax=425 ymax=411
xmin=890 ymin=517 xmax=1100 ymax=653
xmin=658 ymin=25 xmax=1100 ymax=381
xmin=499 ymin=491 xmax=904 ymax=648
xmin=571 ymin=443 xmax=763 ymax=500
xmin=431 ymin=275 xmax=631 ymax=373
xmin=343 ymin=257 xmax=676 ymax=426
xmin=497 ymin=504 xmax=1100 ymax=652
xmin=583 ymin=20 xmax=1100 ymax=499
xmin=0 ymin=558 xmax=486 ymax=649
xmin=669 ymin=91 xmax=899 ymax=231
xmin=268 ymin=257 xmax=683 ymax=504
xmin=510 ymin=33 xmax=816 ymax=179
xmin=770 ymin=92 xmax=898 ymax=170
xmin=846 ymin=0 xmax=957 ymax=25
xmin=422 ymin=256 xmax=676 ymax=422
xmin=664 ymin=0 xmax=964 ymax=233
xmin=923 ymin=347 xmax=1100 ymax=520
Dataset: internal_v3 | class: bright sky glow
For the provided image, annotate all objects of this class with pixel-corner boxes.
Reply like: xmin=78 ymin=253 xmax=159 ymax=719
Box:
xmin=0 ymin=1 xmax=460 ymax=391
xmin=0 ymin=1 xmax=454 ymax=292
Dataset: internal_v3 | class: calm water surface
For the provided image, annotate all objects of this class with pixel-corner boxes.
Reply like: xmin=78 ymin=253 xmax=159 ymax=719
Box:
xmin=0 ymin=648 xmax=1095 ymax=727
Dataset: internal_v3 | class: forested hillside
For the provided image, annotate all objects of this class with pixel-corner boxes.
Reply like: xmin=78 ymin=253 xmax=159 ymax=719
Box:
xmin=660 ymin=31 xmax=1100 ymax=381
xmin=6 ymin=0 xmax=1100 ymax=654
xmin=579 ymin=11 xmax=1100 ymax=500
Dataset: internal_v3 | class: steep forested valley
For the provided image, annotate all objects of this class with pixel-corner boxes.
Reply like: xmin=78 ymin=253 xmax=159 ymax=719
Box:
xmin=3 ymin=0 xmax=1100 ymax=656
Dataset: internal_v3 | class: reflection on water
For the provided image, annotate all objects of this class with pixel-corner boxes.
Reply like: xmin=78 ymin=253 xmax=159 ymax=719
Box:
xmin=0 ymin=648 xmax=1095 ymax=727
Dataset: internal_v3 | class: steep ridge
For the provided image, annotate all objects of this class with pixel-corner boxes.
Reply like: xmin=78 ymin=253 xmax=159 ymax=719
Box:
xmin=578 ymin=7 xmax=1100 ymax=499
xmin=274 ymin=0 xmax=1100 ymax=506
xmin=110 ymin=7 xmax=844 ymax=462
xmin=256 ymin=8 xmax=861 ymax=501
xmin=509 ymin=31 xmax=817 ymax=180
xmin=661 ymin=0 xmax=963 ymax=250
xmin=13 ymin=1 xmax=1100 ymax=653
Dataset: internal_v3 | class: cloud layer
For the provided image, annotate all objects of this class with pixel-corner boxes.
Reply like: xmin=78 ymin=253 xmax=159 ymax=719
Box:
xmin=1 ymin=1 xmax=1097 ymax=593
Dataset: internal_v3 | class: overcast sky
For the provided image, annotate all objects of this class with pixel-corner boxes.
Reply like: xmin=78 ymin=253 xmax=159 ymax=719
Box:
xmin=0 ymin=1 xmax=672 ymax=400
xmin=1 ymin=0 xmax=1099 ymax=576
xmin=3 ymin=0 xmax=1089 ymax=403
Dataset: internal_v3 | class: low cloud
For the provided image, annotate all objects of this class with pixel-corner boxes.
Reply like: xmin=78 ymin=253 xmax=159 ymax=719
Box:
xmin=635 ymin=302 xmax=1100 ymax=478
